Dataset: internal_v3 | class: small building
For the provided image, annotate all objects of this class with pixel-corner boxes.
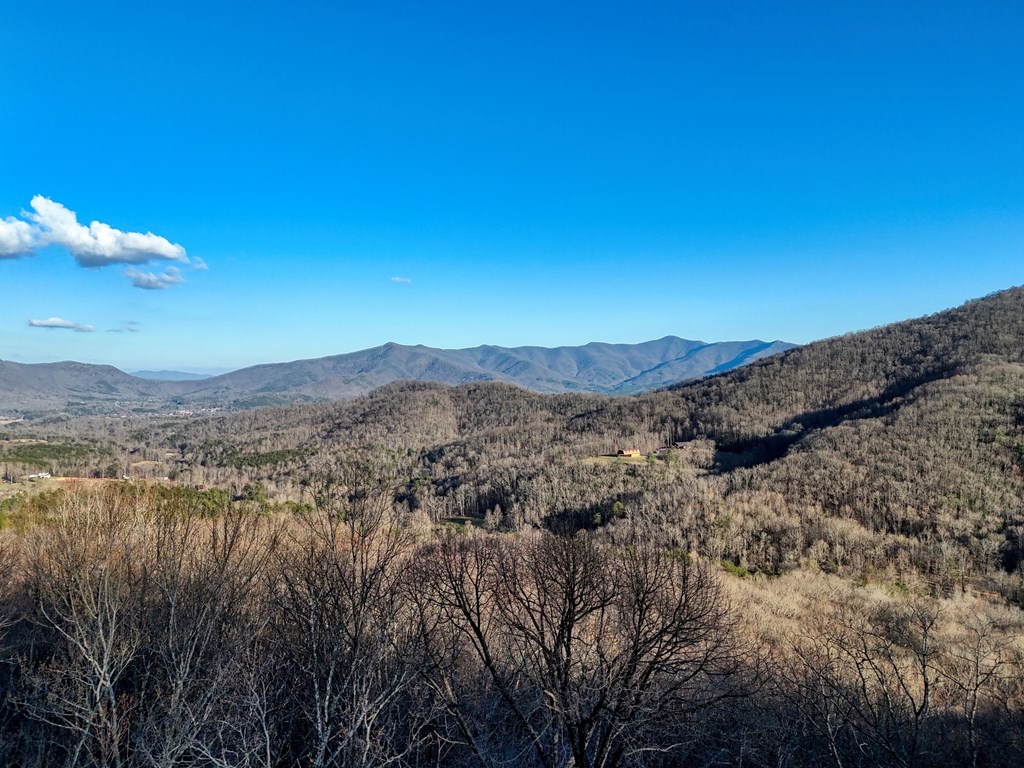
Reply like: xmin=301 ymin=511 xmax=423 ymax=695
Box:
xmin=616 ymin=449 xmax=641 ymax=457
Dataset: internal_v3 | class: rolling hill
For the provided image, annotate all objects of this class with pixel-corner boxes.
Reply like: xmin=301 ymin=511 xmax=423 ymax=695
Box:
xmin=134 ymin=285 xmax=1024 ymax=592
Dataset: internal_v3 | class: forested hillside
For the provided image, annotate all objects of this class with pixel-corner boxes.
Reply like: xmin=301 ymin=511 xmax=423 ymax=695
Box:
xmin=1 ymin=288 xmax=1023 ymax=766
xmin=21 ymin=287 xmax=1014 ymax=595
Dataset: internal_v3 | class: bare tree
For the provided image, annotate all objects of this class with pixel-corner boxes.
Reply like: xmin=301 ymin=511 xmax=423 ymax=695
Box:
xmin=131 ymin=510 xmax=279 ymax=768
xmin=789 ymin=594 xmax=943 ymax=768
xmin=269 ymin=466 xmax=425 ymax=768
xmin=934 ymin=609 xmax=1024 ymax=768
xmin=18 ymin=489 xmax=144 ymax=768
xmin=416 ymin=531 xmax=749 ymax=768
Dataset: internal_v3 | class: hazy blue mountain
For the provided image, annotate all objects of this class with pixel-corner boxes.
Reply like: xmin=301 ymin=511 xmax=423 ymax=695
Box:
xmin=0 ymin=336 xmax=794 ymax=414
xmin=0 ymin=360 xmax=180 ymax=414
xmin=179 ymin=337 xmax=794 ymax=403
xmin=130 ymin=370 xmax=214 ymax=381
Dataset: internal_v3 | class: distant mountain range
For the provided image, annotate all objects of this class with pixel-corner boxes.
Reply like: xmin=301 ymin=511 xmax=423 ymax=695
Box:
xmin=0 ymin=336 xmax=794 ymax=415
xmin=130 ymin=370 xmax=213 ymax=381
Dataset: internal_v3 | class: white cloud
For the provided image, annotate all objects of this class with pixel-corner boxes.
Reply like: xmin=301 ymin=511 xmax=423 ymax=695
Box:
xmin=125 ymin=266 xmax=184 ymax=290
xmin=0 ymin=196 xmax=199 ymax=289
xmin=391 ymin=276 xmax=412 ymax=284
xmin=28 ymin=317 xmax=93 ymax=332
xmin=27 ymin=196 xmax=188 ymax=267
xmin=0 ymin=216 xmax=37 ymax=258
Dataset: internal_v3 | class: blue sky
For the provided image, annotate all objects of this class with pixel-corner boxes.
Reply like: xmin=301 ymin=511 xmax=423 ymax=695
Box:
xmin=1 ymin=1 xmax=1022 ymax=373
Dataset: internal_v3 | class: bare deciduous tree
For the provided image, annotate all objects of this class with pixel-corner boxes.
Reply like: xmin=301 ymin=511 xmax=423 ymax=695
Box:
xmin=270 ymin=467 xmax=425 ymax=768
xmin=19 ymin=490 xmax=143 ymax=768
xmin=416 ymin=531 xmax=748 ymax=768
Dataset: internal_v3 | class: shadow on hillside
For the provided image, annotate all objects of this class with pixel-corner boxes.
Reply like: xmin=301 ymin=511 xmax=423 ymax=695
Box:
xmin=711 ymin=363 xmax=959 ymax=472
xmin=545 ymin=491 xmax=646 ymax=534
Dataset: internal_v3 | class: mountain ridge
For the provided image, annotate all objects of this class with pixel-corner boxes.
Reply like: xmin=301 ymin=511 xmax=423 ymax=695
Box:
xmin=0 ymin=336 xmax=794 ymax=415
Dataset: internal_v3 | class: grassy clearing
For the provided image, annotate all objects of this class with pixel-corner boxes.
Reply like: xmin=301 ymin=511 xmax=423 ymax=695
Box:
xmin=585 ymin=453 xmax=662 ymax=467
xmin=0 ymin=476 xmax=62 ymax=502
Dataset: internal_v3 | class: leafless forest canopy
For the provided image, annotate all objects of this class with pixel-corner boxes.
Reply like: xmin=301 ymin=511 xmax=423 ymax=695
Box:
xmin=2 ymin=288 xmax=1024 ymax=766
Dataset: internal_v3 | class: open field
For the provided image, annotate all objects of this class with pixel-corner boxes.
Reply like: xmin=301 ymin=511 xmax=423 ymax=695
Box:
xmin=0 ymin=476 xmax=116 ymax=501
